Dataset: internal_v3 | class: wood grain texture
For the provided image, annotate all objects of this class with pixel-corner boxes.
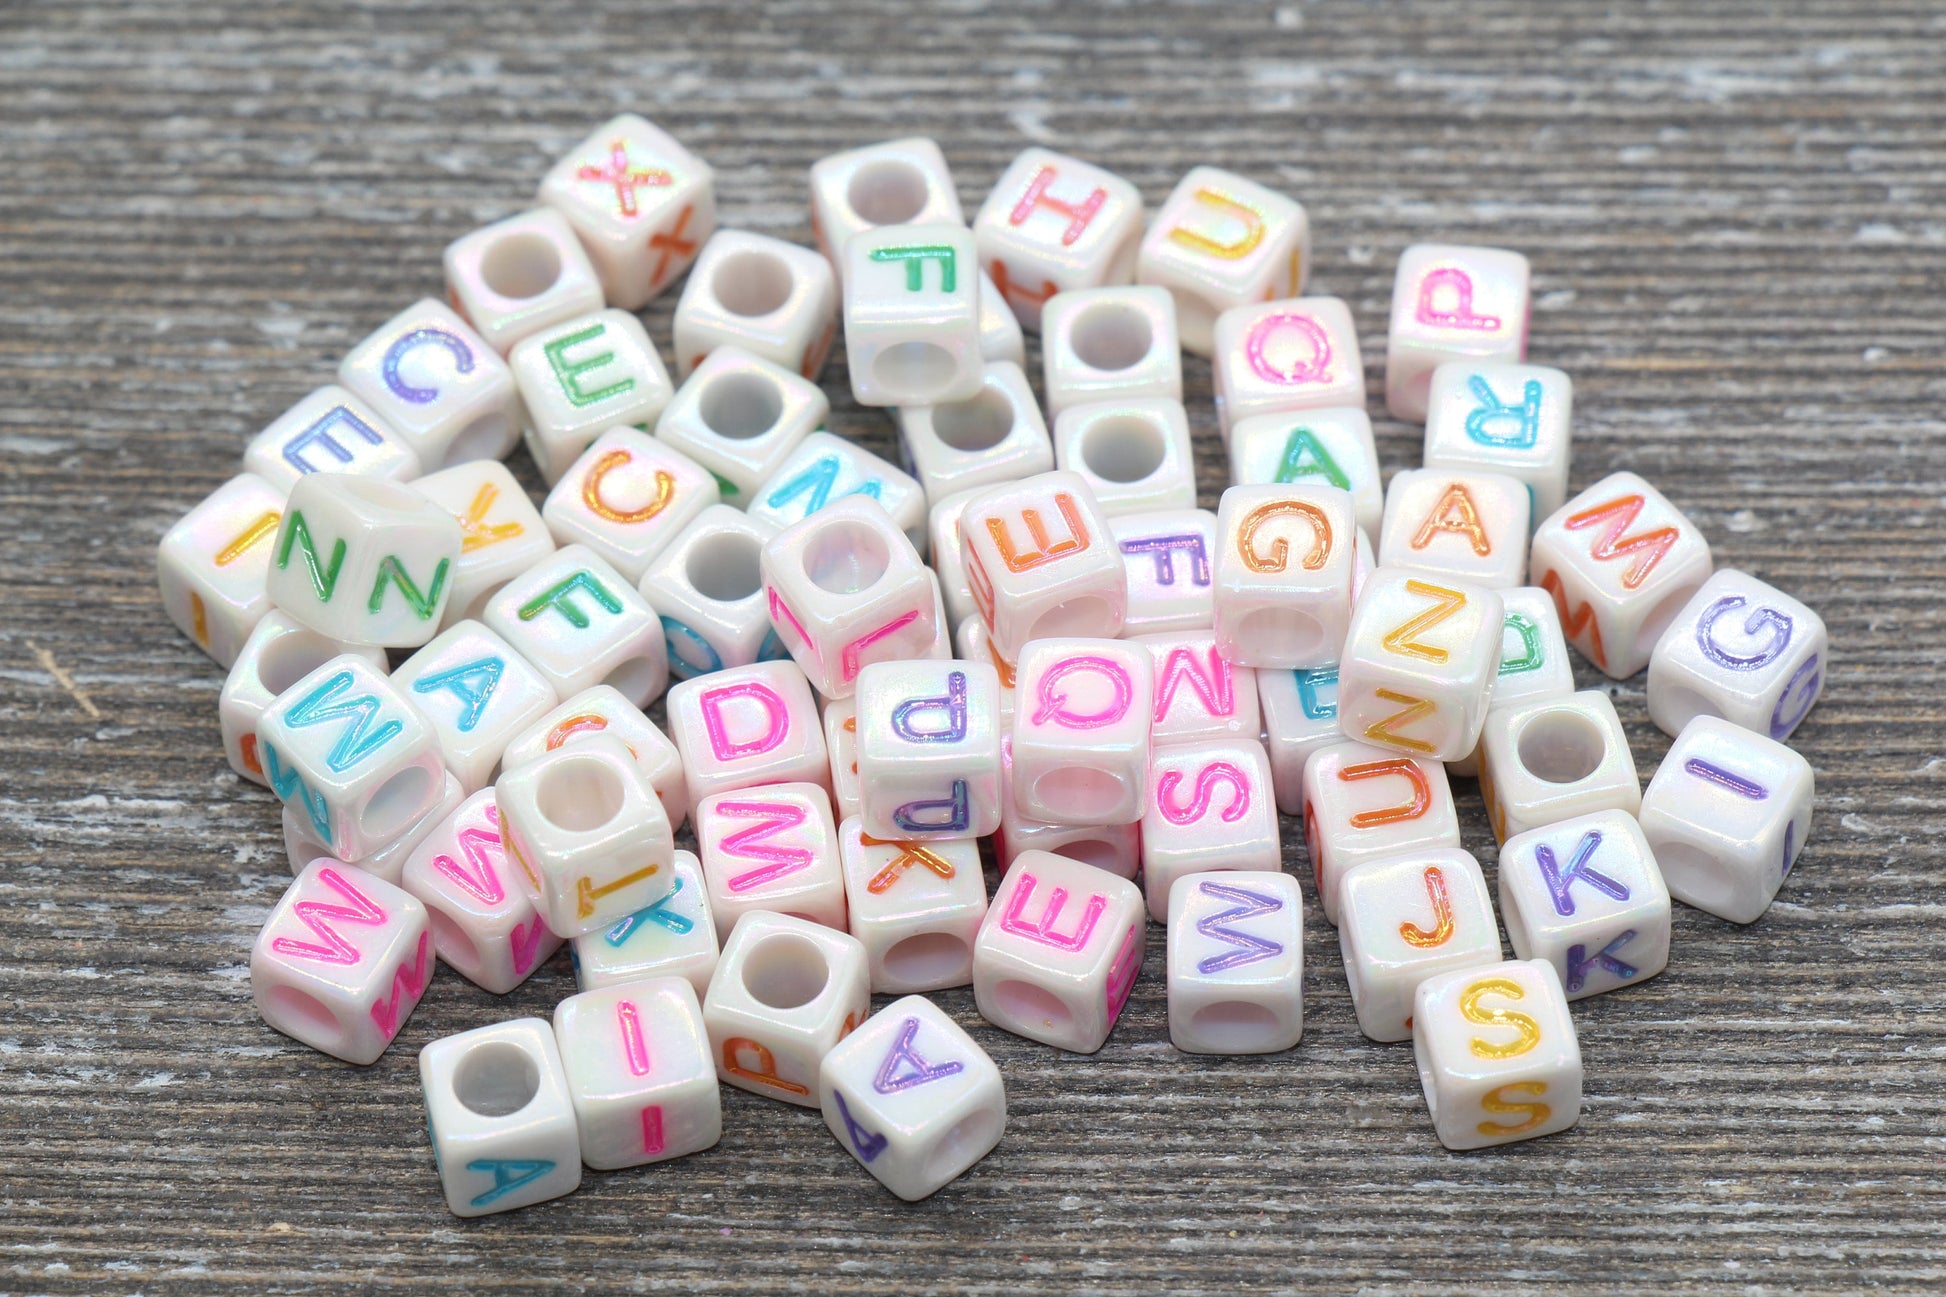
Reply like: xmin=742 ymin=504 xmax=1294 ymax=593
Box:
xmin=2 ymin=1 xmax=1943 ymax=1292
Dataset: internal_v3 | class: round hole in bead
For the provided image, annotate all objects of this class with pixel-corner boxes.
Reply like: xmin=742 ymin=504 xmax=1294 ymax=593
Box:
xmin=1054 ymin=838 xmax=1122 ymax=874
xmin=712 ymin=250 xmax=796 ymax=318
xmin=1228 ymin=608 xmax=1325 ymax=665
xmin=536 ymin=754 xmax=626 ymax=832
xmin=990 ymin=978 xmax=1069 ymax=1035
xmin=740 ymin=932 xmax=831 ymax=1010
xmin=929 ymin=386 xmax=1014 ymax=452
xmin=687 ymin=530 xmax=765 ymax=602
xmin=444 ymin=413 xmax=513 ymax=465
xmin=923 ymin=1107 xmax=1002 ymax=1185
xmin=1021 ymin=594 xmax=1114 ymax=644
xmin=601 ymin=655 xmax=662 ymax=704
xmin=361 ymin=764 xmax=435 ymax=843
xmin=1187 ymin=1000 xmax=1281 ymax=1053
xmin=882 ymin=931 xmax=970 ymax=988
xmin=1069 ymin=303 xmax=1154 ymax=373
xmin=871 ymin=342 xmax=958 ymax=401
xmin=1515 ymin=708 xmax=1607 ymax=785
xmin=1079 ymin=413 xmax=1167 ymax=484
xmin=453 ymin=1040 xmax=541 ymax=1117
xmin=426 ymin=908 xmax=480 ymax=973
xmin=698 ymin=373 xmax=785 ymax=441
xmin=801 ymin=518 xmax=890 ymax=594
xmin=257 ymin=629 xmax=345 ymax=696
xmin=1031 ymin=767 xmax=1123 ymax=820
xmin=846 ymin=160 xmax=930 ymax=226
xmin=480 ymin=231 xmax=564 ymax=300
xmin=264 ymin=982 xmax=341 ymax=1046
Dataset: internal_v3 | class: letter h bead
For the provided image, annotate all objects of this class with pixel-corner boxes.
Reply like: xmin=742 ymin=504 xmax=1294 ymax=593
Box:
xmin=854 ymin=660 xmax=1004 ymax=840
xmin=972 ymin=148 xmax=1144 ymax=332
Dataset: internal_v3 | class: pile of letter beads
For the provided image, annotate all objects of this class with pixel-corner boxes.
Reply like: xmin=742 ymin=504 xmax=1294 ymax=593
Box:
xmin=157 ymin=112 xmax=1829 ymax=1209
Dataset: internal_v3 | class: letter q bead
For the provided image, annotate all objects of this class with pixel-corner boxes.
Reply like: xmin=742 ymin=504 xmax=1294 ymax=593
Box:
xmin=552 ymin=978 xmax=722 ymax=1170
xmin=1385 ymin=243 xmax=1531 ymax=424
xmin=704 ymin=911 xmax=871 ymax=1106
xmin=1166 ymin=870 xmax=1305 ymax=1055
xmin=420 ymin=1018 xmax=582 ymax=1216
xmin=1212 ymin=483 xmax=1358 ymax=670
xmin=1647 ymin=568 xmax=1826 ymax=741
xmin=1010 ymin=638 xmax=1154 ymax=826
xmin=1212 ymin=297 xmax=1364 ymax=439
xmin=1412 ymin=958 xmax=1580 ymax=1151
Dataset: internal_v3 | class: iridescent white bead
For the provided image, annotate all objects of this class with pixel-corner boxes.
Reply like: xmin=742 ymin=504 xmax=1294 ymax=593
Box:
xmin=1337 ymin=849 xmax=1501 ymax=1042
xmin=419 ymin=1018 xmax=581 ymax=1215
xmin=837 ymin=822 xmax=987 ymax=994
xmin=663 ymin=660 xmax=829 ymax=807
xmin=337 ymin=298 xmax=521 ymax=470
xmin=156 ymin=472 xmax=288 ymax=667
xmin=1211 ymin=483 xmax=1358 ymax=670
xmin=280 ymin=773 xmax=464 ymax=888
xmin=443 ymin=208 xmax=606 ymax=356
xmin=1111 ymin=508 xmax=1217 ymax=635
xmin=843 ymin=222 xmax=984 ymax=407
xmin=243 ymin=386 xmax=421 ymax=494
xmin=500 ymin=684 xmax=688 ymax=830
xmin=972 ymin=148 xmax=1144 ymax=331
xmin=481 ymin=545 xmax=668 ymax=707
xmin=1336 ymin=568 xmax=1503 ymax=762
xmin=1412 ymin=959 xmax=1580 ymax=1150
xmin=219 ymin=612 xmax=386 ymax=787
xmin=1377 ymin=467 xmax=1531 ymax=589
xmin=509 ymin=309 xmax=677 ymax=485
xmin=1166 ymin=870 xmax=1305 ymax=1054
xmin=540 ymin=426 xmax=720 ymax=584
xmin=695 ymin=781 xmax=847 ymax=939
xmin=1257 ymin=663 xmax=1344 ymax=816
xmin=552 ymin=977 xmax=722 ymax=1169
xmin=672 ymin=229 xmax=840 ymax=380
xmin=958 ymin=470 xmax=1126 ymax=660
xmin=703 ymin=911 xmax=871 ymax=1106
xmin=1422 ymin=361 xmax=1572 ymax=519
xmin=1009 ymin=638 xmax=1153 ymax=826
xmin=1301 ymin=738 xmax=1462 ymax=926
xmin=748 ymin=430 xmax=926 ymax=553
xmin=264 ymin=474 xmax=463 ymax=649
xmin=896 ymin=361 xmax=1053 ymax=510
xmin=635 ymin=504 xmax=782 ymax=685
xmin=652 ymin=346 xmax=828 ymax=508
xmin=569 ymin=851 xmax=718 ymax=997
xmin=1139 ymin=740 xmax=1282 ymax=922
xmin=393 ymin=620 xmax=559 ymax=794
xmin=808 ymin=137 xmax=964 ymax=278
xmin=1497 ymin=810 xmax=1671 ymax=1001
xmin=1646 ymin=568 xmax=1826 ymax=741
xmin=1385 ymin=244 xmax=1531 ymax=423
xmin=1212 ymin=297 xmax=1364 ymax=439
xmin=399 ymin=788 xmax=563 ymax=994
xmin=1050 ymin=397 xmax=1197 ymax=519
xmin=1478 ymin=690 xmax=1641 ymax=845
xmin=1226 ymin=406 xmax=1382 ymax=537
xmin=1136 ymin=166 xmax=1310 ymax=356
xmin=409 ymin=460 xmax=555 ymax=630
xmin=1041 ymin=286 xmax=1182 ymax=417
xmin=1137 ymin=629 xmax=1261 ymax=747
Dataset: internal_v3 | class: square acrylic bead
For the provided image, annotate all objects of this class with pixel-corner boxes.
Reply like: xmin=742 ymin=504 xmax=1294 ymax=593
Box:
xmin=855 ymin=660 xmax=1004 ymax=839
xmin=510 ymin=309 xmax=677 ymax=485
xmin=570 ymin=851 xmax=718 ymax=997
xmin=409 ymin=460 xmax=554 ymax=629
xmin=819 ymin=995 xmax=1006 ymax=1200
xmin=1139 ymin=630 xmax=1261 ymax=747
xmin=1137 ymin=167 xmax=1309 ymax=356
xmin=749 ymin=430 xmax=927 ymax=552
xmin=392 ymin=620 xmax=559 ymax=794
xmin=1378 ymin=467 xmax=1531 ymax=589
xmin=282 ymin=773 xmax=464 ymax=888
xmin=1140 ymin=741 xmax=1282 ymax=922
xmin=252 ymin=861 xmax=432 ymax=1064
xmin=673 ymin=230 xmax=839 ymax=380
xmin=1108 ymin=508 xmax=1216 ymax=634
xmin=1051 ymin=398 xmax=1197 ymax=519
xmin=1530 ymin=471 xmax=1715 ymax=680
xmin=157 ymin=472 xmax=288 ymax=667
xmin=481 ymin=544 xmax=667 ymax=707
xmin=538 ymin=113 xmax=716 ymax=310
xmin=1258 ymin=663 xmax=1345 ymax=816
xmin=843 ymin=222 xmax=984 ymax=407
xmin=400 ymin=789 xmax=562 ymax=994
xmin=1212 ymin=297 xmax=1365 ymax=439
xmin=653 ymin=346 xmax=828 ymax=507
xmin=1166 ymin=870 xmax=1305 ymax=1054
xmin=1638 ymin=715 xmax=1813 ymax=924
xmin=664 ymin=660 xmax=829 ymax=807
xmin=636 ymin=504 xmax=781 ymax=683
xmin=1647 ymin=568 xmax=1827 ymax=741
xmin=337 ymin=298 xmax=521 ymax=470
xmin=541 ymin=426 xmax=720 ymax=583
xmin=243 ymin=385 xmax=422 ymax=494
xmin=1478 ymin=690 xmax=1641 ymax=844
xmin=1227 ymin=407 xmax=1383 ymax=538
xmin=897 ymin=361 xmax=1055 ymax=510
xmin=266 ymin=474 xmax=463 ymax=649
xmin=553 ymin=977 xmax=722 ymax=1170
xmin=1498 ymin=809 xmax=1672 ymax=1001
xmin=501 ymin=684 xmax=688 ymax=830
xmin=959 ymin=470 xmax=1126 ymax=660
xmin=973 ymin=148 xmax=1144 ymax=331
xmin=1040 ymin=286 xmax=1183 ymax=416
xmin=704 ymin=911 xmax=871 ymax=1106
xmin=495 ymin=734 xmax=675 ymax=940
xmin=809 ymin=137 xmax=964 ymax=277
xmin=1449 ymin=584 xmax=1577 ymax=778
xmin=1385 ymin=244 xmax=1531 ymax=423
xmin=838 ymin=822 xmax=987 ymax=994
xmin=1422 ymin=361 xmax=1573 ymax=520
xmin=1301 ymin=738 xmax=1462 ymax=926
xmin=696 ymin=781 xmax=847 ymax=939
xmin=1337 ymin=569 xmax=1504 ymax=762
xmin=978 ymin=270 xmax=1027 ymax=365
xmin=995 ymin=790 xmax=1142 ymax=880
xmin=1009 ymin=638 xmax=1153 ymax=826
xmin=1337 ymin=849 xmax=1501 ymax=1042
xmin=419 ymin=1018 xmax=582 ymax=1216
xmin=972 ymin=850 xmax=1146 ymax=1054
xmin=824 ymin=697 xmax=862 ymax=821
xmin=1412 ymin=959 xmax=1580 ymax=1150
xmin=219 ymin=613 xmax=386 ymax=786
xmin=444 ymin=208 xmax=606 ymax=357
xmin=1211 ymin=483 xmax=1358 ymax=670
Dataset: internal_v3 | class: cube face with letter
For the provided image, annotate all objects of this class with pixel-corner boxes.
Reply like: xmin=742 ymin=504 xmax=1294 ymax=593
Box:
xmin=338 ymin=298 xmax=521 ymax=471
xmin=973 ymin=148 xmax=1145 ymax=332
xmin=541 ymin=427 xmax=719 ymax=584
xmin=1212 ymin=483 xmax=1358 ymax=670
xmin=400 ymin=789 xmax=563 ymax=996
xmin=157 ymin=472 xmax=290 ymax=668
xmin=1301 ymin=738 xmax=1462 ymax=926
xmin=511 ymin=309 xmax=677 ymax=485
xmin=855 ymin=660 xmax=1005 ymax=840
xmin=1647 ymin=568 xmax=1826 ymax=742
xmin=1212 ymin=297 xmax=1365 ymax=438
xmin=958 ymin=471 xmax=1127 ymax=661
xmin=702 ymin=912 xmax=871 ymax=1107
xmin=1338 ymin=849 xmax=1501 ymax=1043
xmin=419 ymin=1018 xmax=582 ymax=1216
xmin=1336 ymin=568 xmax=1503 ymax=762
xmin=1009 ymin=638 xmax=1153 ymax=827
xmin=552 ymin=977 xmax=722 ymax=1171
xmin=1421 ymin=361 xmax=1572 ymax=520
xmin=1140 ymin=741 xmax=1282 ymax=924
xmin=1385 ymin=243 xmax=1531 ymax=423
xmin=664 ymin=660 xmax=829 ymax=807
xmin=838 ymin=824 xmax=987 ymax=995
xmin=695 ymin=781 xmax=847 ymax=940
xmin=481 ymin=545 xmax=668 ymax=709
xmin=843 ymin=223 xmax=984 ymax=408
xmin=1497 ymin=810 xmax=1671 ymax=1002
xmin=1166 ymin=870 xmax=1305 ymax=1055
xmin=570 ymin=851 xmax=719 ymax=997
xmin=1412 ymin=959 xmax=1581 ymax=1151
xmin=1137 ymin=166 xmax=1310 ymax=356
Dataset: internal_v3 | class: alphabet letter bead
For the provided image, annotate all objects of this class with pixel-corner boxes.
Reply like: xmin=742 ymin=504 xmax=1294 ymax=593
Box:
xmin=636 ymin=504 xmax=783 ymax=684
xmin=1647 ymin=568 xmax=1826 ymax=741
xmin=219 ymin=613 xmax=386 ymax=786
xmin=974 ymin=148 xmax=1144 ymax=331
xmin=838 ymin=822 xmax=987 ymax=994
xmin=843 ymin=222 xmax=984 ymax=407
xmin=1448 ymin=584 xmax=1577 ymax=778
xmin=538 ymin=113 xmax=716 ymax=310
xmin=1337 ymin=849 xmax=1501 ymax=1042
xmin=553 ymin=978 xmax=722 ymax=1170
xmin=252 ymin=861 xmax=432 ymax=1064
xmin=1212 ymin=297 xmax=1365 ymax=439
xmin=1422 ymin=361 xmax=1573 ymax=519
xmin=1412 ymin=959 xmax=1580 ymax=1150
xmin=444 ymin=208 xmax=606 ymax=357
xmin=1010 ymin=638 xmax=1154 ymax=826
xmin=243 ymin=386 xmax=422 ymax=493
xmin=1051 ymin=398 xmax=1197 ymax=518
xmin=1140 ymin=741 xmax=1281 ymax=922
xmin=156 ymin=472 xmax=288 ymax=667
xmin=281 ymin=773 xmax=464 ymax=888
xmin=510 ymin=310 xmax=677 ymax=485
xmin=1137 ymin=166 xmax=1310 ymax=356
xmin=1041 ymin=287 xmax=1183 ymax=417
xmin=1111 ymin=509 xmax=1217 ymax=636
xmin=1140 ymin=630 xmax=1261 ymax=747
xmin=959 ymin=470 xmax=1126 ymax=659
xmin=338 ymin=299 xmax=521 ymax=470
xmin=400 ymin=789 xmax=562 ymax=994
xmin=1378 ymin=467 xmax=1531 ymax=589
xmin=704 ymin=911 xmax=871 ymax=1106
xmin=1258 ymin=664 xmax=1345 ymax=816
xmin=1478 ymin=690 xmax=1640 ymax=844
xmin=502 ymin=684 xmax=688 ymax=830
xmin=1227 ymin=406 xmax=1383 ymax=537
xmin=1301 ymin=739 xmax=1462 ymax=925
xmin=1638 ymin=716 xmax=1813 ymax=924
xmin=996 ymin=755 xmax=1142 ymax=880
xmin=819 ymin=996 xmax=1006 ymax=1200
xmin=1385 ymin=244 xmax=1531 ymax=423
xmin=897 ymin=362 xmax=1055 ymax=510
xmin=570 ymin=851 xmax=718 ymax=997
xmin=1166 ymin=870 xmax=1305 ymax=1054
xmin=749 ymin=430 xmax=927 ymax=552
xmin=264 ymin=474 xmax=463 ymax=649
xmin=673 ymin=229 xmax=840 ymax=380
xmin=973 ymin=850 xmax=1146 ymax=1054
xmin=393 ymin=620 xmax=558 ymax=794
xmin=664 ymin=660 xmax=829 ymax=807
xmin=1212 ymin=483 xmax=1358 ymax=669
xmin=541 ymin=427 xmax=720 ymax=583
xmin=420 ymin=1018 xmax=581 ymax=1215
xmin=652 ymin=346 xmax=827 ymax=507
xmin=482 ymin=545 xmax=667 ymax=707
xmin=409 ymin=460 xmax=554 ymax=629
xmin=696 ymin=781 xmax=847 ymax=938
xmin=855 ymin=660 xmax=1004 ymax=839
xmin=809 ymin=137 xmax=964 ymax=277
xmin=1337 ymin=568 xmax=1503 ymax=761
xmin=1498 ymin=810 xmax=1672 ymax=1000
xmin=978 ymin=270 xmax=1027 ymax=365
xmin=1530 ymin=470 xmax=1714 ymax=679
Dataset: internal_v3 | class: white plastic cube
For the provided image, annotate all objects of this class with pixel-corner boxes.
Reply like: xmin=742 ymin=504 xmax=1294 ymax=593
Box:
xmin=1212 ymin=297 xmax=1365 ymax=439
xmin=1258 ymin=663 xmax=1344 ymax=816
xmin=749 ymin=430 xmax=926 ymax=552
xmin=897 ymin=361 xmax=1054 ymax=510
xmin=959 ymin=470 xmax=1126 ymax=659
xmin=1140 ymin=741 xmax=1282 ymax=922
xmin=1478 ymin=691 xmax=1640 ymax=845
xmin=995 ymin=784 xmax=1143 ymax=881
xmin=695 ymin=781 xmax=846 ymax=939
xmin=1337 ymin=849 xmax=1501 ymax=1042
xmin=1140 ymin=630 xmax=1261 ymax=747
xmin=837 ymin=822 xmax=986 ymax=994
xmin=1041 ymin=286 xmax=1183 ymax=416
xmin=409 ymin=460 xmax=554 ymax=629
xmin=510 ymin=308 xmax=677 ymax=485
xmin=553 ymin=978 xmax=722 ymax=1170
xmin=1422 ymin=361 xmax=1573 ymax=519
xmin=843 ymin=222 xmax=984 ymax=407
xmin=393 ymin=621 xmax=557 ymax=793
xmin=444 ymin=208 xmax=605 ymax=357
xmin=541 ymin=427 xmax=720 ymax=583
xmin=854 ymin=660 xmax=1004 ymax=839
xmin=1051 ymin=398 xmax=1196 ymax=519
xmin=1108 ymin=508 xmax=1214 ymax=635
xmin=1647 ymin=568 xmax=1827 ymax=741
xmin=157 ymin=472 xmax=287 ymax=667
xmin=244 ymin=385 xmax=422 ymax=493
xmin=280 ymin=773 xmax=463 ymax=888
xmin=1010 ymin=638 xmax=1153 ymax=826
xmin=809 ymin=137 xmax=964 ymax=276
xmin=664 ymin=659 xmax=829 ymax=807
xmin=265 ymin=473 xmax=463 ymax=649
xmin=1448 ymin=584 xmax=1577 ymax=778
xmin=399 ymin=789 xmax=562 ymax=994
xmin=1413 ymin=959 xmax=1580 ymax=1150
xmin=337 ymin=298 xmax=521 ymax=470
xmin=1337 ymin=569 xmax=1503 ymax=762
xmin=636 ymin=504 xmax=782 ymax=683
xmin=569 ymin=851 xmax=718 ymax=997
xmin=973 ymin=148 xmax=1144 ymax=331
xmin=482 ymin=544 xmax=667 ymax=707
xmin=1227 ymin=407 xmax=1383 ymax=537
xmin=219 ymin=613 xmax=386 ymax=786
xmin=653 ymin=346 xmax=828 ymax=507
xmin=1378 ymin=467 xmax=1531 ymax=589
xmin=501 ymin=684 xmax=688 ymax=830
xmin=419 ymin=1018 xmax=582 ymax=1215
xmin=703 ymin=911 xmax=871 ymax=1106
xmin=1137 ymin=166 xmax=1310 ymax=356
xmin=1301 ymin=739 xmax=1462 ymax=925
xmin=673 ymin=229 xmax=840 ymax=380
xmin=977 ymin=269 xmax=1026 ymax=365
xmin=1212 ymin=483 xmax=1358 ymax=670
xmin=1498 ymin=810 xmax=1672 ymax=1000
xmin=1385 ymin=244 xmax=1531 ymax=423
xmin=1166 ymin=870 xmax=1305 ymax=1054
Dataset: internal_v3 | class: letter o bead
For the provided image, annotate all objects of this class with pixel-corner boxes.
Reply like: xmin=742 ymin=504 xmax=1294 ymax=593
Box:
xmin=703 ymin=912 xmax=871 ymax=1106
xmin=1213 ymin=483 xmax=1359 ymax=670
xmin=1009 ymin=638 xmax=1154 ymax=826
xmin=1166 ymin=870 xmax=1305 ymax=1055
xmin=1647 ymin=568 xmax=1826 ymax=741
xmin=420 ymin=1018 xmax=582 ymax=1216
xmin=1412 ymin=958 xmax=1580 ymax=1151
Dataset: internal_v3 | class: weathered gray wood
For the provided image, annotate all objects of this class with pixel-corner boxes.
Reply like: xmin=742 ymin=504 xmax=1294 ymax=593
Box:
xmin=2 ymin=1 xmax=1943 ymax=1292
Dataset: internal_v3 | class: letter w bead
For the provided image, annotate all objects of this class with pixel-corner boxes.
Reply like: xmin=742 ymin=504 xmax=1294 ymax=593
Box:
xmin=1192 ymin=880 xmax=1285 ymax=974
xmin=283 ymin=670 xmax=403 ymax=773
xmin=1563 ymin=493 xmax=1678 ymax=590
xmin=272 ymin=867 xmax=386 ymax=965
xmin=714 ymin=802 xmax=812 ymax=892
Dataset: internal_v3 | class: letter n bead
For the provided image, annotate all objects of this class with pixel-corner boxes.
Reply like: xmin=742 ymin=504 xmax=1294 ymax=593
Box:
xmin=552 ymin=978 xmax=722 ymax=1170
xmin=703 ymin=912 xmax=871 ymax=1106
xmin=1412 ymin=959 xmax=1580 ymax=1150
xmin=819 ymin=996 xmax=1006 ymax=1201
xmin=1009 ymin=638 xmax=1154 ymax=826
xmin=1166 ymin=870 xmax=1305 ymax=1055
xmin=1336 ymin=568 xmax=1503 ymax=762
xmin=1646 ymin=568 xmax=1826 ymax=741
xmin=420 ymin=1018 xmax=581 ymax=1216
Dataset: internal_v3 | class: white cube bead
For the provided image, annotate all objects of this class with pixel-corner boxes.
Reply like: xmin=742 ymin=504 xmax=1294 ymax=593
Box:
xmin=281 ymin=772 xmax=464 ymax=888
xmin=1138 ymin=630 xmax=1261 ymax=747
xmin=652 ymin=346 xmax=827 ymax=507
xmin=393 ymin=620 xmax=558 ymax=794
xmin=538 ymin=113 xmax=715 ymax=310
xmin=399 ymin=788 xmax=563 ymax=994
xmin=1478 ymin=690 xmax=1641 ymax=845
xmin=838 ymin=822 xmax=987 ymax=994
xmin=244 ymin=385 xmax=422 ymax=494
xmin=1258 ymin=663 xmax=1344 ymax=816
xmin=819 ymin=995 xmax=1006 ymax=1200
xmin=664 ymin=659 xmax=829 ymax=807
xmin=337 ymin=298 xmax=521 ymax=470
xmin=1412 ymin=959 xmax=1580 ymax=1150
xmin=501 ymin=684 xmax=688 ymax=830
xmin=1212 ymin=297 xmax=1365 ymax=439
xmin=1227 ymin=407 xmax=1382 ymax=538
xmin=1647 ymin=568 xmax=1827 ymax=741
xmin=510 ymin=309 xmax=678 ymax=485
xmin=481 ymin=544 xmax=667 ymax=707
xmin=1111 ymin=509 xmax=1217 ymax=636
xmin=977 ymin=269 xmax=1027 ymax=365
xmin=749 ymin=430 xmax=927 ymax=553
xmin=1378 ymin=467 xmax=1532 ymax=589
xmin=1422 ymin=361 xmax=1573 ymax=519
xmin=419 ymin=1018 xmax=581 ymax=1215
xmin=1137 ymin=166 xmax=1309 ymax=355
xmin=541 ymin=426 xmax=720 ymax=583
xmin=264 ymin=474 xmax=462 ymax=649
xmin=928 ymin=491 xmax=983 ymax=630
xmin=1050 ymin=397 xmax=1197 ymax=519
xmin=1337 ymin=849 xmax=1501 ymax=1042
xmin=1301 ymin=738 xmax=1462 ymax=925
xmin=1498 ymin=809 xmax=1671 ymax=1000
xmin=1010 ymin=638 xmax=1154 ymax=826
xmin=897 ymin=361 xmax=1054 ymax=509
xmin=1531 ymin=471 xmax=1714 ymax=679
xmin=810 ymin=137 xmax=963 ymax=274
xmin=553 ymin=977 xmax=722 ymax=1170
xmin=1337 ymin=568 xmax=1503 ymax=761
xmin=495 ymin=734 xmax=675 ymax=940
xmin=1638 ymin=716 xmax=1813 ymax=924
xmin=995 ymin=788 xmax=1143 ymax=879
xmin=704 ymin=911 xmax=871 ymax=1105
xmin=954 ymin=615 xmax=1018 ymax=714
xmin=1448 ymin=584 xmax=1577 ymax=778
xmin=569 ymin=851 xmax=718 ymax=997
xmin=219 ymin=613 xmax=387 ymax=786
xmin=822 ymin=695 xmax=863 ymax=821
xmin=636 ymin=504 xmax=782 ymax=684
xmin=409 ymin=460 xmax=555 ymax=629
xmin=673 ymin=229 xmax=840 ymax=380
xmin=444 ymin=208 xmax=606 ymax=357
xmin=854 ymin=660 xmax=1004 ymax=839
xmin=252 ymin=861 xmax=432 ymax=1064
xmin=842 ymin=222 xmax=984 ymax=406
xmin=973 ymin=148 xmax=1144 ymax=332
xmin=973 ymin=850 xmax=1145 ymax=1053
xmin=1211 ymin=482 xmax=1358 ymax=670
xmin=696 ymin=781 xmax=847 ymax=939
xmin=1140 ymin=741 xmax=1282 ymax=922
xmin=1385 ymin=244 xmax=1531 ymax=423
xmin=157 ymin=472 xmax=287 ymax=667
xmin=257 ymin=654 xmax=450 ymax=862
xmin=959 ymin=470 xmax=1126 ymax=659
xmin=1041 ymin=286 xmax=1183 ymax=416
xmin=1166 ymin=870 xmax=1305 ymax=1054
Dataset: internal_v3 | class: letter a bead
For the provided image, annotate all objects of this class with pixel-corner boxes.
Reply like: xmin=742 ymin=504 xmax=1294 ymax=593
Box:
xmin=420 ymin=1018 xmax=582 ymax=1215
xmin=1412 ymin=959 xmax=1580 ymax=1150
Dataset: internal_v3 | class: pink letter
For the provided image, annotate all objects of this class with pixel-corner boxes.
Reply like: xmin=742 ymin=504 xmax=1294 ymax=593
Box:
xmin=999 ymin=871 xmax=1107 ymax=952
xmin=1155 ymin=761 xmax=1252 ymax=826
xmin=699 ymin=682 xmax=789 ymax=761
xmin=1029 ymin=656 xmax=1133 ymax=730
xmin=1244 ymin=312 xmax=1332 ymax=386
xmin=1154 ymin=645 xmax=1235 ymax=722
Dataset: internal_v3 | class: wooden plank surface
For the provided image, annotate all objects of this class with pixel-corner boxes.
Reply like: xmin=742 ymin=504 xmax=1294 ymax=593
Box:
xmin=3 ymin=1 xmax=1943 ymax=1292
